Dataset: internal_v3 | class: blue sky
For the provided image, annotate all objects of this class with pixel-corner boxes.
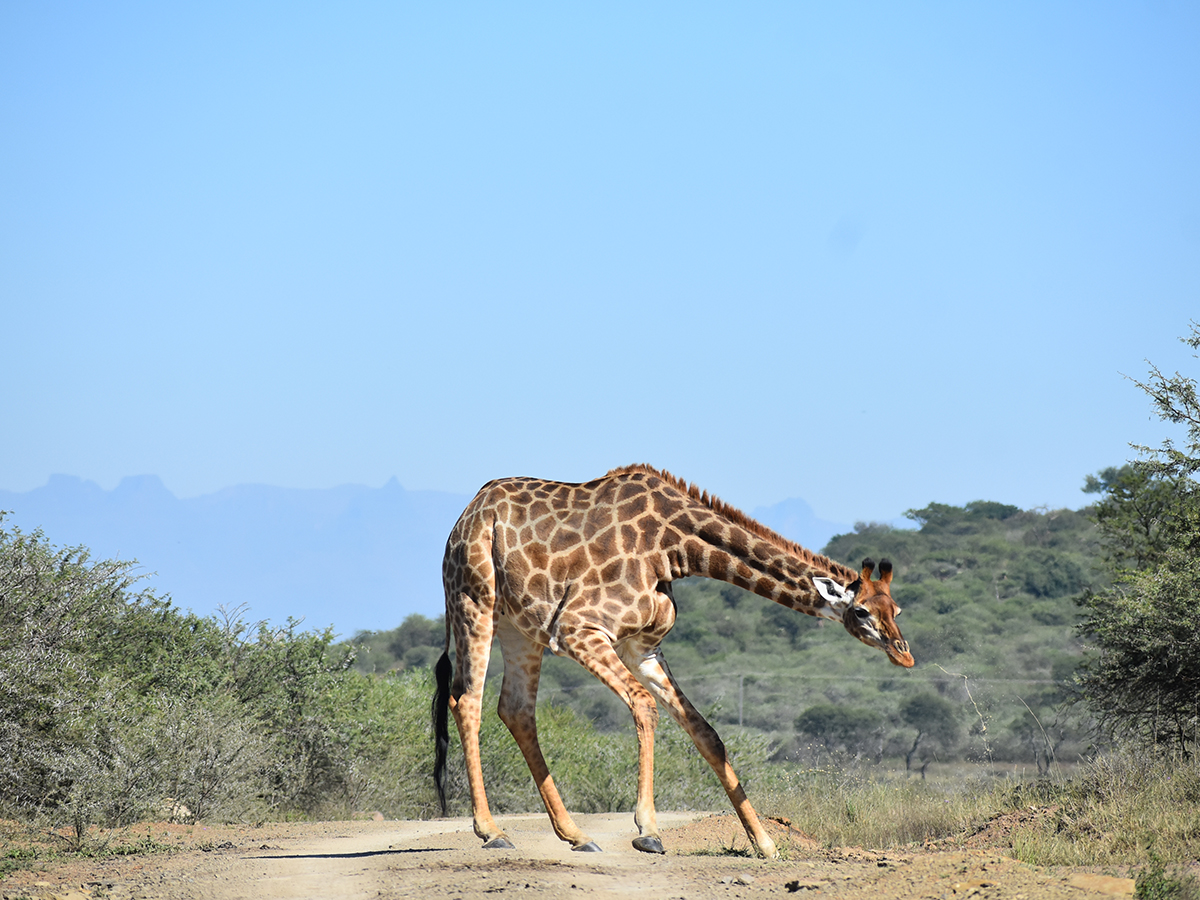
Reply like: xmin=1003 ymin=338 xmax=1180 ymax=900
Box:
xmin=3 ymin=2 xmax=1198 ymax=526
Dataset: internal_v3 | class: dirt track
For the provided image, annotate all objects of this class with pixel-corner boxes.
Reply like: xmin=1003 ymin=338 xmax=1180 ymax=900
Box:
xmin=2 ymin=812 xmax=1137 ymax=900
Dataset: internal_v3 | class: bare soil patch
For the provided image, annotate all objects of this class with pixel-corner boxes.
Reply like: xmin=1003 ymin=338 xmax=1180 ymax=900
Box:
xmin=1 ymin=812 xmax=1138 ymax=900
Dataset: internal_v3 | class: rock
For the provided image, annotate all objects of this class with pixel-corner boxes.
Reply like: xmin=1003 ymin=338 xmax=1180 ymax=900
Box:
xmin=719 ymin=874 xmax=757 ymax=885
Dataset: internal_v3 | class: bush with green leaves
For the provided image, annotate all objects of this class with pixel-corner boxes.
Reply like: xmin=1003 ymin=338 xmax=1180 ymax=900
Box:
xmin=347 ymin=613 xmax=446 ymax=675
xmin=0 ymin=521 xmax=170 ymax=845
xmin=1078 ymin=323 xmax=1200 ymax=754
xmin=2 ymin=514 xmax=786 ymax=845
xmin=0 ymin=518 xmax=423 ymax=843
xmin=1078 ymin=537 xmax=1200 ymax=753
xmin=899 ymin=693 xmax=960 ymax=776
xmin=794 ymin=704 xmax=883 ymax=760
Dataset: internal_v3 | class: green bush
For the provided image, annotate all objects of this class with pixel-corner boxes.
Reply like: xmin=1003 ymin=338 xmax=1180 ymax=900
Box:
xmin=795 ymin=704 xmax=883 ymax=759
xmin=1078 ymin=325 xmax=1200 ymax=753
xmin=0 ymin=515 xmax=786 ymax=843
xmin=0 ymin=518 xmax=437 ymax=842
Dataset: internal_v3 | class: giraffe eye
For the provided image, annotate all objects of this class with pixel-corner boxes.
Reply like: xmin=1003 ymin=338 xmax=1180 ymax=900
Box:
xmin=853 ymin=606 xmax=871 ymax=620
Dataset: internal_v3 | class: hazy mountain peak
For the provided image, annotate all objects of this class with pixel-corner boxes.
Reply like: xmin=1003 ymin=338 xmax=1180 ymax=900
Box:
xmin=114 ymin=474 xmax=173 ymax=497
xmin=751 ymin=498 xmax=850 ymax=554
xmin=0 ymin=476 xmax=470 ymax=635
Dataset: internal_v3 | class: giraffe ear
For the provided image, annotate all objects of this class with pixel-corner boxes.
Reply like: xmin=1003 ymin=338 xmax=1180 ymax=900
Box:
xmin=813 ymin=577 xmax=852 ymax=611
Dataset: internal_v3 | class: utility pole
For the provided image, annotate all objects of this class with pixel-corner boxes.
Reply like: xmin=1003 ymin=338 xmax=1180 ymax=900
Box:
xmin=738 ymin=674 xmax=744 ymax=727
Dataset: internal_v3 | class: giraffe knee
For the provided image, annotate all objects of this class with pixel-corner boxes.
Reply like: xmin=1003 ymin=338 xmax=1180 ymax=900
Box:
xmin=496 ymin=696 xmax=519 ymax=728
xmin=497 ymin=693 xmax=536 ymax=733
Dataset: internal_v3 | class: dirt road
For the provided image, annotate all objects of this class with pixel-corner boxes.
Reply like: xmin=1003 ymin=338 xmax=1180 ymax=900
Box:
xmin=2 ymin=812 xmax=1136 ymax=900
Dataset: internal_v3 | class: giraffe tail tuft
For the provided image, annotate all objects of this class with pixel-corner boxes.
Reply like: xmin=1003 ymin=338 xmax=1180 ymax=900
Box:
xmin=431 ymin=650 xmax=453 ymax=816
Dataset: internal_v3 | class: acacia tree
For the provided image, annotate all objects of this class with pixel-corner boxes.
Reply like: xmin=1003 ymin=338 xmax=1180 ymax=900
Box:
xmin=0 ymin=519 xmax=165 ymax=845
xmin=1078 ymin=544 xmax=1200 ymax=752
xmin=1078 ymin=323 xmax=1200 ymax=753
xmin=0 ymin=516 xmax=373 ymax=843
xmin=900 ymin=693 xmax=960 ymax=778
xmin=1082 ymin=465 xmax=1192 ymax=571
xmin=795 ymin=704 xmax=883 ymax=760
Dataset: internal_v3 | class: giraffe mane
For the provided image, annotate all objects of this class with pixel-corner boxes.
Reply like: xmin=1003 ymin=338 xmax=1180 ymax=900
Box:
xmin=607 ymin=464 xmax=860 ymax=584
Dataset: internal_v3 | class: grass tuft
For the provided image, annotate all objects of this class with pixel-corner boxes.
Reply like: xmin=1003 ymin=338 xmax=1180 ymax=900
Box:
xmin=758 ymin=748 xmax=1200 ymax=875
xmin=1006 ymin=750 xmax=1200 ymax=868
xmin=761 ymin=766 xmax=997 ymax=849
xmin=1134 ymin=853 xmax=1200 ymax=900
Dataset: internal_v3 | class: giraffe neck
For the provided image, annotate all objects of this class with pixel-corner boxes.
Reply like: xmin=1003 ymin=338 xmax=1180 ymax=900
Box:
xmin=668 ymin=510 xmax=856 ymax=621
xmin=600 ymin=464 xmax=858 ymax=619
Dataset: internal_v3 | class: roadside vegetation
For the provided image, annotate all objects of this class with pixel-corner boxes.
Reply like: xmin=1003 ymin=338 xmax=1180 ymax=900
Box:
xmin=4 ymin=325 xmax=1200 ymax=895
xmin=352 ymin=496 xmax=1099 ymax=777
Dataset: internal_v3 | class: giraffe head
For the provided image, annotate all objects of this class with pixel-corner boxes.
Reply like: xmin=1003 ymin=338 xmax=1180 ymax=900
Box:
xmin=843 ymin=558 xmax=914 ymax=668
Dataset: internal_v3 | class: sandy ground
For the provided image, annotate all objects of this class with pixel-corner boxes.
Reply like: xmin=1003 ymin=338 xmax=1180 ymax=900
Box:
xmin=1 ymin=812 xmax=1139 ymax=900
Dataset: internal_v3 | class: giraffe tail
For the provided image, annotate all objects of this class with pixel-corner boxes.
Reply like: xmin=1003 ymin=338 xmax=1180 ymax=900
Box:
xmin=431 ymin=649 xmax=453 ymax=816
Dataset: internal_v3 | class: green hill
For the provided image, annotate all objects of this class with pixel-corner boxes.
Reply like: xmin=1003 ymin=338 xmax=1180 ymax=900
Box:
xmin=349 ymin=498 xmax=1104 ymax=773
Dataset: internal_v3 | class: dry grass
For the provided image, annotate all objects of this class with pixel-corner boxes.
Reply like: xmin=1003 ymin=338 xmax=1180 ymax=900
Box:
xmin=761 ymin=750 xmax=1200 ymax=879
xmin=1005 ymin=750 xmax=1200 ymax=869
xmin=760 ymin=765 xmax=999 ymax=850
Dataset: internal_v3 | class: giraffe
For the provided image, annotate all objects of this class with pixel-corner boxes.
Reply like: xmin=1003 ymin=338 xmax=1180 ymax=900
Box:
xmin=432 ymin=464 xmax=913 ymax=859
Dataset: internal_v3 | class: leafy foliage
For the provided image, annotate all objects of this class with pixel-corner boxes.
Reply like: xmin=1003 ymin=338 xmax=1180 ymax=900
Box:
xmin=0 ymin=518 xmax=427 ymax=843
xmin=0 ymin=523 xmax=182 ymax=847
xmin=900 ymin=693 xmax=960 ymax=775
xmin=355 ymin=495 xmax=1103 ymax=771
xmin=1083 ymin=465 xmax=1194 ymax=571
xmin=0 ymin=516 xmax=786 ymax=849
xmin=1078 ymin=527 xmax=1200 ymax=753
xmin=1077 ymin=324 xmax=1200 ymax=754
xmin=1129 ymin=324 xmax=1200 ymax=485
xmin=348 ymin=613 xmax=445 ymax=674
xmin=795 ymin=704 xmax=882 ymax=759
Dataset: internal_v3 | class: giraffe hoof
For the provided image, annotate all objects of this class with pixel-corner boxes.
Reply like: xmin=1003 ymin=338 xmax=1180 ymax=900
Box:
xmin=482 ymin=836 xmax=515 ymax=850
xmin=573 ymin=841 xmax=603 ymax=852
xmin=632 ymin=835 xmax=665 ymax=854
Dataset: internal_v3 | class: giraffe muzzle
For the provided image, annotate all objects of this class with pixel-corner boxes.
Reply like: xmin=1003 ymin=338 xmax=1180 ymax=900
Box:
xmin=887 ymin=639 xmax=914 ymax=668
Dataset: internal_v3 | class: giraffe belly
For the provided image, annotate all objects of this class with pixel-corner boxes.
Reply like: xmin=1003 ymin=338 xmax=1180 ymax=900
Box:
xmin=498 ymin=593 xmax=560 ymax=649
xmin=496 ymin=582 xmax=673 ymax=658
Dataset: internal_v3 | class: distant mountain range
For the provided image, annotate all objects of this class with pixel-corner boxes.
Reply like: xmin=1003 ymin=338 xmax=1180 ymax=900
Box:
xmin=0 ymin=476 xmax=850 ymax=635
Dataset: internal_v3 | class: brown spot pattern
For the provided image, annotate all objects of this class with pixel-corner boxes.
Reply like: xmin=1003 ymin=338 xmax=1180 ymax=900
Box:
xmin=438 ymin=464 xmax=911 ymax=859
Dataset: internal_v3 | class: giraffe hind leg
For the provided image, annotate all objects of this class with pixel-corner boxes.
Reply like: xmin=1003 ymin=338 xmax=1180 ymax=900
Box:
xmin=445 ymin=591 xmax=512 ymax=849
xmin=558 ymin=629 xmax=664 ymax=854
xmin=495 ymin=618 xmax=599 ymax=851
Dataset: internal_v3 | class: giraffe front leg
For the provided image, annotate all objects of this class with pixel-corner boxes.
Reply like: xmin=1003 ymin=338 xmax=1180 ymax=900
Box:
xmin=629 ymin=722 xmax=664 ymax=855
xmin=627 ymin=646 xmax=778 ymax=860
xmin=613 ymin=642 xmax=665 ymax=853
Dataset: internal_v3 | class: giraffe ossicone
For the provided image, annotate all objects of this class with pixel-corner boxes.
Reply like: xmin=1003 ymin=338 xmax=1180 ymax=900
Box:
xmin=432 ymin=464 xmax=914 ymax=859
